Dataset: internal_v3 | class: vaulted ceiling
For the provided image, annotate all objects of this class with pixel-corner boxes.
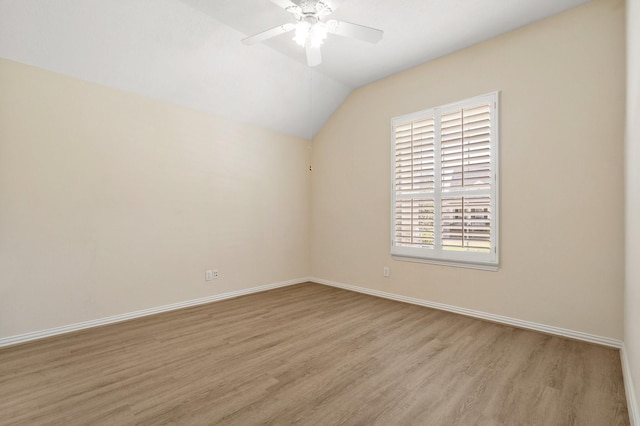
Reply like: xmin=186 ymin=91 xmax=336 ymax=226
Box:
xmin=0 ymin=0 xmax=590 ymax=139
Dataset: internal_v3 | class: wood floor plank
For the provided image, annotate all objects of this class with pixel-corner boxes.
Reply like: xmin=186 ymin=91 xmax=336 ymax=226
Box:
xmin=0 ymin=282 xmax=629 ymax=425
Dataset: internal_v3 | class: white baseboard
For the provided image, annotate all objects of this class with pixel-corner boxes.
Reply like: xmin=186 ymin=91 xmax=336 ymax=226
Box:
xmin=1 ymin=276 xmax=624 ymax=351
xmin=310 ymin=277 xmax=623 ymax=349
xmin=0 ymin=277 xmax=311 ymax=348
xmin=622 ymin=345 xmax=640 ymax=426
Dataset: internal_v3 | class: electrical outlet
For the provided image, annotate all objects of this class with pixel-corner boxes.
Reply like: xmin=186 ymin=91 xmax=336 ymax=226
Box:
xmin=383 ymin=266 xmax=389 ymax=277
xmin=212 ymin=269 xmax=219 ymax=279
xmin=205 ymin=270 xmax=213 ymax=281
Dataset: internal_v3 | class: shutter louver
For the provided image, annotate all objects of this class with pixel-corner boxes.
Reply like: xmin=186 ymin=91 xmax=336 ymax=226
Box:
xmin=394 ymin=118 xmax=435 ymax=194
xmin=441 ymin=104 xmax=492 ymax=192
xmin=395 ymin=198 xmax=435 ymax=248
xmin=441 ymin=196 xmax=491 ymax=252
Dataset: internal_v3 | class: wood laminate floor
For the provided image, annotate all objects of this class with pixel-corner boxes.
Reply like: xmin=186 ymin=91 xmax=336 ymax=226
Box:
xmin=0 ymin=283 xmax=629 ymax=425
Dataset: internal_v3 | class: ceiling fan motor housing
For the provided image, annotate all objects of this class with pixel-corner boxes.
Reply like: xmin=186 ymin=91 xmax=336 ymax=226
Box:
xmin=292 ymin=0 xmax=333 ymax=16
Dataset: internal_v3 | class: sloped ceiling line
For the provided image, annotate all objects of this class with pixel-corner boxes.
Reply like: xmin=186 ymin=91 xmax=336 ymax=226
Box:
xmin=0 ymin=0 xmax=589 ymax=138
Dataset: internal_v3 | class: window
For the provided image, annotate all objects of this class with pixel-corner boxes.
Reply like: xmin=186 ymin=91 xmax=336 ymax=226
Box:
xmin=391 ymin=93 xmax=499 ymax=270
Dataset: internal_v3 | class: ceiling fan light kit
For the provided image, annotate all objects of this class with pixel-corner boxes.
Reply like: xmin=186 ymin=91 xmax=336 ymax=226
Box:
xmin=294 ymin=21 xmax=329 ymax=48
xmin=242 ymin=0 xmax=384 ymax=67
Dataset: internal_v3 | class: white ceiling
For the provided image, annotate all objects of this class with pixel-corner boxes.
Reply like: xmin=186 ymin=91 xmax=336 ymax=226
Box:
xmin=0 ymin=0 xmax=590 ymax=139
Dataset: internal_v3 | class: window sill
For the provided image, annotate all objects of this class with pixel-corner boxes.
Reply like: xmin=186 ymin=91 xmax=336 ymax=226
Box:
xmin=392 ymin=255 xmax=499 ymax=271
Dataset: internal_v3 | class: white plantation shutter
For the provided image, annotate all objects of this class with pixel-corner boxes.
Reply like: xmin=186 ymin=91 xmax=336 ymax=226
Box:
xmin=394 ymin=198 xmax=435 ymax=247
xmin=441 ymin=196 xmax=491 ymax=252
xmin=391 ymin=93 xmax=499 ymax=269
xmin=394 ymin=118 xmax=435 ymax=194
xmin=441 ymin=104 xmax=492 ymax=191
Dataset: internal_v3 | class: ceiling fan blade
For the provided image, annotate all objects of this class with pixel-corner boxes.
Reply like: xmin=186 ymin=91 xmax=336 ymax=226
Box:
xmin=269 ymin=0 xmax=297 ymax=9
xmin=269 ymin=0 xmax=303 ymax=17
xmin=305 ymin=44 xmax=322 ymax=67
xmin=326 ymin=20 xmax=383 ymax=44
xmin=242 ymin=23 xmax=295 ymax=45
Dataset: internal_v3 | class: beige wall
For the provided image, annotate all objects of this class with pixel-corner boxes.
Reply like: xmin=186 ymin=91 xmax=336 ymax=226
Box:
xmin=311 ymin=0 xmax=625 ymax=339
xmin=0 ymin=0 xmax=628 ymax=350
xmin=0 ymin=58 xmax=311 ymax=338
xmin=626 ymin=0 xmax=640 ymax=415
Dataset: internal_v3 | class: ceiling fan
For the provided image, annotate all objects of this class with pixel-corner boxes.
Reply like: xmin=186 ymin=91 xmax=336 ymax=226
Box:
xmin=242 ymin=0 xmax=383 ymax=67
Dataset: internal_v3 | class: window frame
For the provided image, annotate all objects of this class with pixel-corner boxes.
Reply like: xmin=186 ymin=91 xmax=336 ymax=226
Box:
xmin=390 ymin=92 xmax=500 ymax=271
